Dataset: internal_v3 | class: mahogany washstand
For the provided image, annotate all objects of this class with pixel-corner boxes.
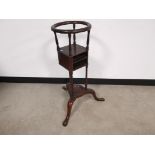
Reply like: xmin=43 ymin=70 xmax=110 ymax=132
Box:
xmin=51 ymin=21 xmax=105 ymax=127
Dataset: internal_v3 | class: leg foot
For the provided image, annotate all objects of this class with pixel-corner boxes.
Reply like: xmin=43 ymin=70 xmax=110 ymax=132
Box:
xmin=89 ymin=89 xmax=105 ymax=101
xmin=62 ymin=99 xmax=74 ymax=127
xmin=62 ymin=86 xmax=67 ymax=91
xmin=63 ymin=118 xmax=69 ymax=126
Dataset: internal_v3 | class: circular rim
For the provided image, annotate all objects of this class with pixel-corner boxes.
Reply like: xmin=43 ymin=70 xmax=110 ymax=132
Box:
xmin=51 ymin=21 xmax=91 ymax=34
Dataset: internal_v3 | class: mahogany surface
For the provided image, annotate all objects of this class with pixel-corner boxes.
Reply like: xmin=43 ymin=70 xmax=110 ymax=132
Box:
xmin=51 ymin=21 xmax=105 ymax=127
xmin=59 ymin=44 xmax=87 ymax=57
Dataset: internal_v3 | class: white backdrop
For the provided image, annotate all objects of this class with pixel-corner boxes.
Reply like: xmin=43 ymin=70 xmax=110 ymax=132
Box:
xmin=0 ymin=19 xmax=155 ymax=79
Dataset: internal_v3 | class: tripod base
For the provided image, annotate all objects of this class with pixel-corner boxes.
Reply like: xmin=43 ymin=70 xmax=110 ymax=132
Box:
xmin=62 ymin=84 xmax=105 ymax=127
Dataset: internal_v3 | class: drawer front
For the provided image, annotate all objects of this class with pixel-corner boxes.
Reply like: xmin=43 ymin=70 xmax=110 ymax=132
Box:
xmin=73 ymin=52 xmax=88 ymax=63
xmin=73 ymin=58 xmax=87 ymax=71
xmin=58 ymin=53 xmax=72 ymax=70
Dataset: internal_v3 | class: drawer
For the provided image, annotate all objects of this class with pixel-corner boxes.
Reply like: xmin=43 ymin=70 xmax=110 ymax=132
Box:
xmin=73 ymin=58 xmax=87 ymax=70
xmin=73 ymin=52 xmax=88 ymax=63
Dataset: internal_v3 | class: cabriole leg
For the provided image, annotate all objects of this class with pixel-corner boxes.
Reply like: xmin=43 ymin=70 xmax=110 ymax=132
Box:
xmin=63 ymin=99 xmax=75 ymax=127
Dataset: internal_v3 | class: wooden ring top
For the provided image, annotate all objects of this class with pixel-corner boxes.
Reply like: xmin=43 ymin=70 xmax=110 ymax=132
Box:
xmin=51 ymin=21 xmax=91 ymax=34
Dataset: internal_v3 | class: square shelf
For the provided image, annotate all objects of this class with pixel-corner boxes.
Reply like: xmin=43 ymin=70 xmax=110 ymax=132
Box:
xmin=58 ymin=44 xmax=88 ymax=71
xmin=59 ymin=44 xmax=87 ymax=56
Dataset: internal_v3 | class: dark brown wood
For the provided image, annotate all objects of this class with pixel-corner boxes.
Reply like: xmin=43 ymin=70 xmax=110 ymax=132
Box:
xmin=63 ymin=98 xmax=75 ymax=126
xmin=54 ymin=32 xmax=60 ymax=51
xmin=62 ymin=84 xmax=105 ymax=126
xmin=85 ymin=65 xmax=88 ymax=89
xmin=68 ymin=33 xmax=72 ymax=56
xmin=86 ymin=30 xmax=90 ymax=50
xmin=58 ymin=44 xmax=88 ymax=71
xmin=51 ymin=21 xmax=105 ymax=127
xmin=73 ymin=23 xmax=76 ymax=45
xmin=51 ymin=21 xmax=91 ymax=34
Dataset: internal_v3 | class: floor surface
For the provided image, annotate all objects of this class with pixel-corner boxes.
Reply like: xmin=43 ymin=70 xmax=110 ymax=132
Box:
xmin=0 ymin=83 xmax=155 ymax=134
